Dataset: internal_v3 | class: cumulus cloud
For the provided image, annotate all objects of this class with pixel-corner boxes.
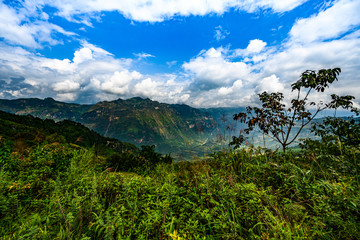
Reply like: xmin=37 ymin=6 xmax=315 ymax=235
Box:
xmin=234 ymin=39 xmax=268 ymax=60
xmin=260 ymin=1 xmax=360 ymax=90
xmin=131 ymin=76 xmax=191 ymax=104
xmin=52 ymin=80 xmax=80 ymax=92
xmin=41 ymin=59 xmax=74 ymax=74
xmin=218 ymin=80 xmax=243 ymax=96
xmin=255 ymin=75 xmax=284 ymax=93
xmin=73 ymin=47 xmax=93 ymax=64
xmin=100 ymin=70 xmax=142 ymax=95
xmin=245 ymin=39 xmax=267 ymax=54
xmin=0 ymin=41 xmax=131 ymax=101
xmin=134 ymin=78 xmax=162 ymax=97
xmin=56 ymin=92 xmax=78 ymax=101
xmin=183 ymin=47 xmax=251 ymax=89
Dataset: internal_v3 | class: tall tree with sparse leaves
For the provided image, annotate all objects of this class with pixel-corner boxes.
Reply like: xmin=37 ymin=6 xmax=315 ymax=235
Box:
xmin=231 ymin=68 xmax=358 ymax=152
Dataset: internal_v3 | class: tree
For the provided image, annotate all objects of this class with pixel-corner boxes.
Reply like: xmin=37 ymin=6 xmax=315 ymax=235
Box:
xmin=231 ymin=68 xmax=358 ymax=152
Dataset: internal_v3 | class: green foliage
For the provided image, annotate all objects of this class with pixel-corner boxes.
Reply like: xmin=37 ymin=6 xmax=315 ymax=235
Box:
xmin=0 ymin=139 xmax=12 ymax=170
xmin=301 ymin=117 xmax=360 ymax=163
xmin=139 ymin=145 xmax=163 ymax=165
xmin=106 ymin=150 xmax=141 ymax=171
xmin=313 ymin=117 xmax=360 ymax=147
xmin=229 ymin=134 xmax=246 ymax=150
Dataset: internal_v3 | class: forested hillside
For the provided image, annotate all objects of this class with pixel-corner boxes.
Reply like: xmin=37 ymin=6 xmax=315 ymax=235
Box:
xmin=0 ymin=110 xmax=136 ymax=154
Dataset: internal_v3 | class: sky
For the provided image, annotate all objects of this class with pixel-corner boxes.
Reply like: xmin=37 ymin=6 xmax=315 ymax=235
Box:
xmin=0 ymin=0 xmax=359 ymax=109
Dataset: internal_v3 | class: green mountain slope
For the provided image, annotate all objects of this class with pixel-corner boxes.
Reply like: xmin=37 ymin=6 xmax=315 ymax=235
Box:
xmin=0 ymin=110 xmax=137 ymax=154
xmin=79 ymin=98 xmax=217 ymax=153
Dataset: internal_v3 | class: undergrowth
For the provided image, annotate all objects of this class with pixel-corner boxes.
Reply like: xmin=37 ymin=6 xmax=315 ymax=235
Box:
xmin=1 ymin=140 xmax=359 ymax=239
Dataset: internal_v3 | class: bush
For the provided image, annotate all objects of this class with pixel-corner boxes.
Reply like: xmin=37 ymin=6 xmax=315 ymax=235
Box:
xmin=106 ymin=145 xmax=173 ymax=172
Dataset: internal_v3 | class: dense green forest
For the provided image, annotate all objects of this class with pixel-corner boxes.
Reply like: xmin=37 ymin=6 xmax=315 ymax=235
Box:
xmin=1 ymin=109 xmax=360 ymax=239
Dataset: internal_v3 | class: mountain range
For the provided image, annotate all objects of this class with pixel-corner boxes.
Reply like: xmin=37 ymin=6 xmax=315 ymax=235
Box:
xmin=0 ymin=97 xmax=229 ymax=156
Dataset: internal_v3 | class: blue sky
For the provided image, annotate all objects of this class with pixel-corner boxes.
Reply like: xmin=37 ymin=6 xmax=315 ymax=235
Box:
xmin=0 ymin=0 xmax=359 ymax=108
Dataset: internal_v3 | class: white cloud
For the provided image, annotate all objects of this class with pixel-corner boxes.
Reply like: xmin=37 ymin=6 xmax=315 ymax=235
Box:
xmin=73 ymin=47 xmax=93 ymax=64
xmin=134 ymin=78 xmax=162 ymax=97
xmin=238 ymin=0 xmax=308 ymax=13
xmin=0 ymin=42 xmax=131 ymax=101
xmin=181 ymin=5 xmax=360 ymax=108
xmin=263 ymin=0 xmax=308 ymax=12
xmin=52 ymin=80 xmax=80 ymax=92
xmin=56 ymin=92 xmax=78 ymax=101
xmin=234 ymin=39 xmax=268 ymax=57
xmin=183 ymin=47 xmax=251 ymax=88
xmin=0 ymin=3 xmax=38 ymax=48
xmin=214 ymin=25 xmax=229 ymax=41
xmin=40 ymin=12 xmax=49 ymax=20
xmin=134 ymin=52 xmax=155 ymax=59
xmin=218 ymin=80 xmax=243 ymax=95
xmin=261 ymin=38 xmax=360 ymax=84
xmin=290 ymin=0 xmax=360 ymax=43
xmin=100 ymin=70 xmax=142 ymax=95
xmin=41 ymin=59 xmax=74 ymax=74
xmin=82 ymin=42 xmax=113 ymax=56
xmin=246 ymin=39 xmax=267 ymax=53
xmin=18 ymin=0 xmax=307 ymax=24
xmin=166 ymin=60 xmax=177 ymax=67
xmin=256 ymin=75 xmax=284 ymax=93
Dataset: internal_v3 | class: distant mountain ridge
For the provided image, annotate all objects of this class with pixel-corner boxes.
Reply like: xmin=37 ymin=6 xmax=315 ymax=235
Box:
xmin=0 ymin=97 xmax=92 ymax=121
xmin=0 ymin=97 xmax=218 ymax=154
